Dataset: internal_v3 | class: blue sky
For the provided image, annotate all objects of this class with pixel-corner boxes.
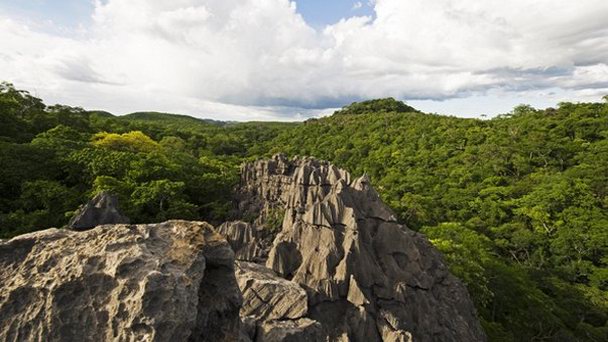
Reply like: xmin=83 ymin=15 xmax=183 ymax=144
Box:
xmin=0 ymin=0 xmax=94 ymax=28
xmin=0 ymin=0 xmax=374 ymax=29
xmin=295 ymin=0 xmax=374 ymax=27
xmin=0 ymin=0 xmax=607 ymax=121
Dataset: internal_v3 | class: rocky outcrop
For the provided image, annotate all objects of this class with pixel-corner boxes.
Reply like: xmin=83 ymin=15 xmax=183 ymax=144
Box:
xmin=237 ymin=261 xmax=308 ymax=321
xmin=217 ymin=221 xmax=273 ymax=263
xmin=68 ymin=191 xmax=130 ymax=231
xmin=0 ymin=220 xmax=242 ymax=342
xmin=233 ymin=154 xmax=486 ymax=342
xmin=1 ymin=154 xmax=486 ymax=341
xmin=236 ymin=261 xmax=322 ymax=341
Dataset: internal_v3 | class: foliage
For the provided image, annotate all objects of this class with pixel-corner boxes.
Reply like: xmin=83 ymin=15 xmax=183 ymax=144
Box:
xmin=334 ymin=97 xmax=417 ymax=115
xmin=92 ymin=131 xmax=161 ymax=153
xmin=0 ymin=83 xmax=285 ymax=236
xmin=1 ymin=82 xmax=607 ymax=340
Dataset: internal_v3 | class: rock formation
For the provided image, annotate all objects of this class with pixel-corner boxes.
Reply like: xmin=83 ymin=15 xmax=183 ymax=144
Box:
xmin=236 ymin=261 xmax=322 ymax=341
xmin=0 ymin=220 xmax=242 ymax=342
xmin=229 ymin=154 xmax=486 ymax=342
xmin=68 ymin=191 xmax=130 ymax=231
xmin=217 ymin=221 xmax=273 ymax=263
xmin=0 ymin=154 xmax=486 ymax=342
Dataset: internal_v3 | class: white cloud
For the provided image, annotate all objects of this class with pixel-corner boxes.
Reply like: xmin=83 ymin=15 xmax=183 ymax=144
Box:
xmin=1 ymin=0 xmax=607 ymax=120
xmin=352 ymin=2 xmax=363 ymax=11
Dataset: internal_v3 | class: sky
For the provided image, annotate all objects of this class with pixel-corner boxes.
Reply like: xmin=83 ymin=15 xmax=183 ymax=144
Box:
xmin=0 ymin=0 xmax=607 ymax=121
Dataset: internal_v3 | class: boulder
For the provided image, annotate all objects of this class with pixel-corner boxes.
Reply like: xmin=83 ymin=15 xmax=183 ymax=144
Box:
xmin=234 ymin=154 xmax=487 ymax=342
xmin=68 ymin=191 xmax=130 ymax=231
xmin=0 ymin=220 xmax=242 ymax=342
xmin=236 ymin=261 xmax=322 ymax=342
xmin=236 ymin=261 xmax=308 ymax=321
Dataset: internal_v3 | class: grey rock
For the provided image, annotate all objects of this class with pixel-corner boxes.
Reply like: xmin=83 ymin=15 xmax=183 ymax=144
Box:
xmin=240 ymin=316 xmax=258 ymax=342
xmin=0 ymin=220 xmax=242 ymax=342
xmin=235 ymin=261 xmax=320 ymax=342
xmin=234 ymin=154 xmax=487 ymax=342
xmin=236 ymin=261 xmax=308 ymax=321
xmin=68 ymin=191 xmax=130 ymax=231
xmin=217 ymin=221 xmax=273 ymax=262
xmin=256 ymin=318 xmax=323 ymax=342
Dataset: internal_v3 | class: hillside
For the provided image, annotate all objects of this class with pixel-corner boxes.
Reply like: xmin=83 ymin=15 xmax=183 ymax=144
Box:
xmin=270 ymin=102 xmax=608 ymax=340
xmin=0 ymin=82 xmax=606 ymax=341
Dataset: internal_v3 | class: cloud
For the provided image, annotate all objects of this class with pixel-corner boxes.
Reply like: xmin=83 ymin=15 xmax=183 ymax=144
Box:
xmin=0 ymin=0 xmax=607 ymax=120
xmin=352 ymin=2 xmax=363 ymax=10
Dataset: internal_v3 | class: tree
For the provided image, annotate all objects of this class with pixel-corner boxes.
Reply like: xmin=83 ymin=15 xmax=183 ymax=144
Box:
xmin=92 ymin=131 xmax=160 ymax=153
xmin=131 ymin=180 xmax=197 ymax=221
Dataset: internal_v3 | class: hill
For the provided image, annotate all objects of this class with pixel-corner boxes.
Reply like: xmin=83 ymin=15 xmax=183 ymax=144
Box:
xmin=0 ymin=82 xmax=606 ymax=341
xmin=333 ymin=97 xmax=419 ymax=115
xmin=121 ymin=111 xmax=227 ymax=126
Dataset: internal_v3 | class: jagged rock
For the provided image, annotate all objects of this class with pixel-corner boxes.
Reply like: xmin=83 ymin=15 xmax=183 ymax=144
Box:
xmin=235 ymin=261 xmax=321 ymax=342
xmin=236 ymin=261 xmax=308 ymax=321
xmin=256 ymin=319 xmax=323 ymax=342
xmin=234 ymin=154 xmax=487 ymax=342
xmin=217 ymin=221 xmax=273 ymax=262
xmin=0 ymin=220 xmax=242 ymax=342
xmin=236 ymin=154 xmax=297 ymax=225
xmin=68 ymin=191 xmax=130 ymax=231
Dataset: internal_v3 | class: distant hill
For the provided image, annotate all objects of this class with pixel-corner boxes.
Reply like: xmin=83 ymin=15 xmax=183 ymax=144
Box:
xmin=86 ymin=110 xmax=115 ymax=118
xmin=121 ymin=111 xmax=227 ymax=126
xmin=333 ymin=98 xmax=418 ymax=115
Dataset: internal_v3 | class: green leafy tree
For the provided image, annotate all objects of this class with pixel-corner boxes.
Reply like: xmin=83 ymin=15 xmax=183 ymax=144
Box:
xmin=92 ymin=131 xmax=161 ymax=153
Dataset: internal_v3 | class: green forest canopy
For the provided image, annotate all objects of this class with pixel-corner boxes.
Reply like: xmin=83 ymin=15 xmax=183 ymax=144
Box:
xmin=1 ymin=82 xmax=607 ymax=341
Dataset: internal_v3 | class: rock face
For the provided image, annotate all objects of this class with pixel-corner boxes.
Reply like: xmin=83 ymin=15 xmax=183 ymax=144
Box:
xmin=68 ymin=191 xmax=130 ymax=231
xmin=217 ymin=221 xmax=273 ymax=263
xmin=0 ymin=220 xmax=242 ymax=342
xmin=232 ymin=154 xmax=487 ymax=342
xmin=236 ymin=261 xmax=322 ymax=341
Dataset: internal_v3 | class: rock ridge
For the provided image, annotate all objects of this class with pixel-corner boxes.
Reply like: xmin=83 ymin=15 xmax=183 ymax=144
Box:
xmin=227 ymin=154 xmax=486 ymax=342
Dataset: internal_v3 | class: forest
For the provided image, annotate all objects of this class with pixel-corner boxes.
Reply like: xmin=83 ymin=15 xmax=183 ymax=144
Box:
xmin=1 ymin=82 xmax=606 ymax=341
